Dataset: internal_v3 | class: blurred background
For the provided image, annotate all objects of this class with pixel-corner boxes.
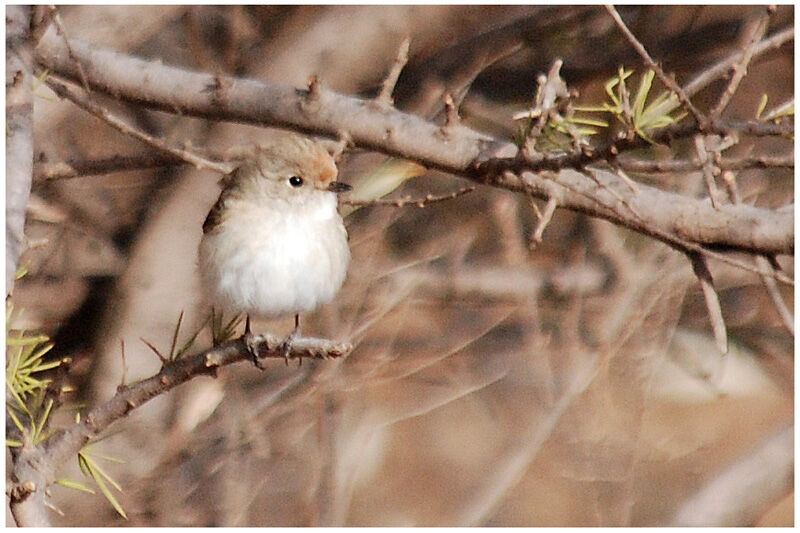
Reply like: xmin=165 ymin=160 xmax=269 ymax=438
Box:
xmin=11 ymin=5 xmax=793 ymax=526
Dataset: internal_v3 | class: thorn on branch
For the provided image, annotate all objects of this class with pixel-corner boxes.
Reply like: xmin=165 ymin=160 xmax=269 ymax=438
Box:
xmin=141 ymin=337 xmax=168 ymax=366
xmin=117 ymin=339 xmax=128 ymax=392
xmin=307 ymin=74 xmax=321 ymax=101
xmin=721 ymin=170 xmax=742 ymax=205
xmin=376 ymin=36 xmax=410 ymax=107
xmin=443 ymin=93 xmax=460 ymax=133
xmin=331 ymin=131 xmax=352 ymax=162
xmin=301 ymin=74 xmax=323 ymax=114
xmin=694 ymin=135 xmax=722 ymax=208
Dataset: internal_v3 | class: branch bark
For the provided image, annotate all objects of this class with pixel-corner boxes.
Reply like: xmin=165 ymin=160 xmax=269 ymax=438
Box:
xmin=34 ymin=32 xmax=793 ymax=258
xmin=8 ymin=333 xmax=351 ymax=526
xmin=6 ymin=6 xmax=35 ymax=293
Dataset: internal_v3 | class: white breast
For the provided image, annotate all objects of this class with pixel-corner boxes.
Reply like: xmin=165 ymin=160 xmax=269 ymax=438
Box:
xmin=198 ymin=192 xmax=350 ymax=318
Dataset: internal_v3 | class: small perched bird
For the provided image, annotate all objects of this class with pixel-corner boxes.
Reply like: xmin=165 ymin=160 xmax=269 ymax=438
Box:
xmin=198 ymin=135 xmax=351 ymax=366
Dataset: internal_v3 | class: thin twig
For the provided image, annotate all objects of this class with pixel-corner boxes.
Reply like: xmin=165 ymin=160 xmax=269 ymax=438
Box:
xmin=684 ymin=26 xmax=793 ymax=98
xmin=689 ymin=252 xmax=728 ymax=355
xmin=443 ymin=92 xmax=459 ymax=130
xmin=529 ymin=196 xmax=558 ymax=249
xmin=586 ymin=166 xmax=642 ymax=219
xmin=720 ymin=170 xmax=742 ymax=206
xmin=376 ymin=36 xmax=410 ymax=106
xmin=528 ymin=170 xmax=793 ymax=285
xmin=617 ymin=153 xmax=794 ymax=173
xmin=48 ymin=6 xmax=91 ymax=93
xmin=754 ymin=255 xmax=794 ymax=334
xmin=44 ymin=77 xmax=232 ymax=174
xmin=34 ymin=153 xmax=186 ymax=181
xmin=721 ymin=170 xmax=794 ymax=334
xmin=612 ymin=166 xmax=638 ymax=193
xmin=709 ymin=8 xmax=771 ymax=119
xmin=605 ymin=5 xmax=706 ymax=127
xmin=341 ymin=186 xmax=475 ymax=208
xmin=694 ymin=135 xmax=721 ymax=208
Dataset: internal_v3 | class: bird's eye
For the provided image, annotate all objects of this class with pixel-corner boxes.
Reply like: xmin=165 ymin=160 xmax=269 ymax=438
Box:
xmin=288 ymin=176 xmax=304 ymax=187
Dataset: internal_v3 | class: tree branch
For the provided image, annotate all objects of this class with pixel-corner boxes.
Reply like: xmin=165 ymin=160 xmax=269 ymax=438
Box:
xmin=6 ymin=6 xmax=35 ymax=294
xmin=605 ymin=5 xmax=706 ymax=126
xmin=8 ymin=334 xmax=351 ymax=526
xmin=684 ymin=26 xmax=794 ymax=98
xmin=34 ymin=153 xmax=186 ymax=181
xmin=44 ymin=77 xmax=232 ymax=174
xmin=708 ymin=8 xmax=770 ymax=119
xmin=616 ymin=153 xmax=793 ymax=173
xmin=33 ymin=32 xmax=793 ymax=259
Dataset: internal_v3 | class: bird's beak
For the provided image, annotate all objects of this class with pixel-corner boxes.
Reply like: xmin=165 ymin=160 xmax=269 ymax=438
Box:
xmin=327 ymin=181 xmax=352 ymax=193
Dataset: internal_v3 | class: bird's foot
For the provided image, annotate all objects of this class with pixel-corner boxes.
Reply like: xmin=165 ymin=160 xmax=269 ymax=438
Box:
xmin=242 ymin=315 xmax=268 ymax=370
xmin=279 ymin=330 xmax=297 ymax=366
xmin=281 ymin=314 xmax=301 ymax=366
xmin=244 ymin=332 xmax=268 ymax=370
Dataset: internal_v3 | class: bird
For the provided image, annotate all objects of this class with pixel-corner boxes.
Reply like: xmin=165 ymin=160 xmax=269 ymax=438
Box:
xmin=198 ymin=134 xmax=351 ymax=367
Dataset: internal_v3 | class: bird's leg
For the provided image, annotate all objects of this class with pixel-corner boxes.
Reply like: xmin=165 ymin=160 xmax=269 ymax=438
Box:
xmin=243 ymin=314 xmax=267 ymax=370
xmin=280 ymin=314 xmax=300 ymax=366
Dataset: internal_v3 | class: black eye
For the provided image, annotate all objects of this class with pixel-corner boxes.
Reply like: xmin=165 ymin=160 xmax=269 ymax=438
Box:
xmin=288 ymin=176 xmax=304 ymax=187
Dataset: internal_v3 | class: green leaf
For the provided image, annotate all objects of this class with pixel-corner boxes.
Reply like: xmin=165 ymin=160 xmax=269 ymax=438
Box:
xmin=31 ymin=399 xmax=54 ymax=444
xmin=56 ymin=478 xmax=96 ymax=494
xmin=633 ymin=69 xmax=654 ymax=122
xmin=6 ymin=335 xmax=50 ymax=346
xmin=569 ymin=116 xmax=609 ymax=128
xmin=176 ymin=313 xmax=208 ymax=359
xmin=79 ymin=451 xmax=128 ymax=519
xmin=92 ymin=469 xmax=128 ymax=520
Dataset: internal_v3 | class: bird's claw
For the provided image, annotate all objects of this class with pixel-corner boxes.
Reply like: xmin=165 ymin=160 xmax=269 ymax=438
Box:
xmin=243 ymin=332 xmax=268 ymax=371
xmin=279 ymin=330 xmax=299 ymax=366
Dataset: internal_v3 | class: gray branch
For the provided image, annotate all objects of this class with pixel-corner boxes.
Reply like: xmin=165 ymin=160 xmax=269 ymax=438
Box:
xmin=8 ymin=334 xmax=350 ymax=526
xmin=6 ymin=6 xmax=35 ymax=293
xmin=34 ymin=31 xmax=793 ymax=257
